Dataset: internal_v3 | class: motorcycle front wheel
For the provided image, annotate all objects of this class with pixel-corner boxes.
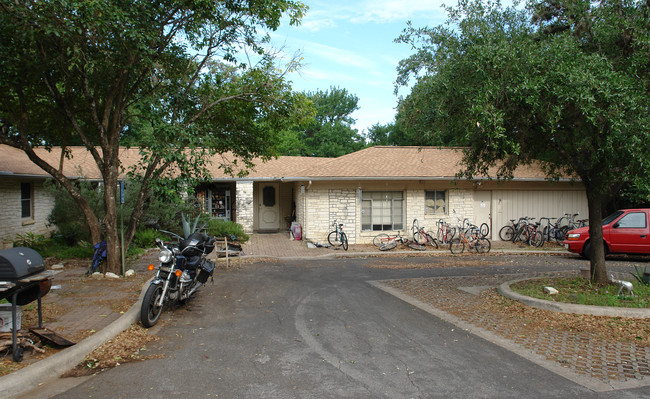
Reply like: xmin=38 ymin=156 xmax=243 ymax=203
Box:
xmin=141 ymin=283 xmax=164 ymax=328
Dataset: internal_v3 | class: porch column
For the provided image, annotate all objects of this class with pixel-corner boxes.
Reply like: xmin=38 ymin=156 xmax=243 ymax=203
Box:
xmin=236 ymin=181 xmax=254 ymax=233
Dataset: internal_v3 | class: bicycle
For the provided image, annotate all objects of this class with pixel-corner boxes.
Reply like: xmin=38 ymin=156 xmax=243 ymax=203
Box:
xmin=411 ymin=219 xmax=439 ymax=249
xmin=328 ymin=220 xmax=348 ymax=251
xmin=518 ymin=220 xmax=543 ymax=247
xmin=373 ymin=231 xmax=426 ymax=251
xmin=449 ymin=225 xmax=491 ymax=254
xmin=436 ymin=219 xmax=456 ymax=245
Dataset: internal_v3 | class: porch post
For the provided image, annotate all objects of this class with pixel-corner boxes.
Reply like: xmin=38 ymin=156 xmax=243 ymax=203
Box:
xmin=236 ymin=181 xmax=254 ymax=233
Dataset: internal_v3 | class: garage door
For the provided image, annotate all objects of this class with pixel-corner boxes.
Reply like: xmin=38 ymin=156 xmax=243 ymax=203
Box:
xmin=493 ymin=190 xmax=588 ymax=241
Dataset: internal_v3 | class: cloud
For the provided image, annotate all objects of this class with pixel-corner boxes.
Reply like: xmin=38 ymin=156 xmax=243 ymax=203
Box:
xmin=269 ymin=34 xmax=377 ymax=70
xmin=350 ymin=0 xmax=446 ymax=24
xmin=307 ymin=42 xmax=375 ymax=69
xmin=299 ymin=18 xmax=338 ymax=32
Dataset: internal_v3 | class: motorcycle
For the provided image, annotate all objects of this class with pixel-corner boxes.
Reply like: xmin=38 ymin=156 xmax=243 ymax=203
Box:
xmin=140 ymin=232 xmax=216 ymax=328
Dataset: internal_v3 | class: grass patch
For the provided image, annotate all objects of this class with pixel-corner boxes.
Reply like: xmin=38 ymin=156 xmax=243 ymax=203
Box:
xmin=511 ymin=276 xmax=650 ymax=308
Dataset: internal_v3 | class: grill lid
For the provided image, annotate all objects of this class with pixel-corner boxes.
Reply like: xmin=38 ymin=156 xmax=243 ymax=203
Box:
xmin=0 ymin=247 xmax=45 ymax=280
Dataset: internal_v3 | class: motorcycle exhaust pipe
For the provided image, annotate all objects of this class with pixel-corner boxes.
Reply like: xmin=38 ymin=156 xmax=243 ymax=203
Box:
xmin=186 ymin=282 xmax=203 ymax=299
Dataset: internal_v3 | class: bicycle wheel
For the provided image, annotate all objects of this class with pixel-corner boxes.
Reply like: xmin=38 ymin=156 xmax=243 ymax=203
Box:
xmin=379 ymin=239 xmax=397 ymax=251
xmin=436 ymin=228 xmax=445 ymax=244
xmin=373 ymin=233 xmax=390 ymax=247
xmin=479 ymin=223 xmax=489 ymax=238
xmin=449 ymin=238 xmax=464 ymax=254
xmin=426 ymin=232 xmax=439 ymax=249
xmin=407 ymin=242 xmax=426 ymax=251
xmin=529 ymin=231 xmax=543 ymax=247
xmin=498 ymin=225 xmax=514 ymax=241
xmin=327 ymin=231 xmax=339 ymax=246
xmin=557 ymin=226 xmax=570 ymax=242
xmin=475 ymin=237 xmax=491 ymax=253
xmin=341 ymin=232 xmax=348 ymax=251
xmin=413 ymin=230 xmax=428 ymax=245
xmin=515 ymin=225 xmax=529 ymax=244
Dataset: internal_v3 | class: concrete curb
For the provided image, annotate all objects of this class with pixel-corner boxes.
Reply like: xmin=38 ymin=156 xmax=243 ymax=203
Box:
xmin=0 ymin=280 xmax=150 ymax=399
xmin=498 ymin=277 xmax=650 ymax=318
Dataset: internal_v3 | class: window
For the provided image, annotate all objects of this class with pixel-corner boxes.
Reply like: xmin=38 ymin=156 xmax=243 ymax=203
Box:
xmin=616 ymin=212 xmax=647 ymax=229
xmin=263 ymin=186 xmax=276 ymax=207
xmin=361 ymin=191 xmax=403 ymax=231
xmin=425 ymin=190 xmax=447 ymax=215
xmin=20 ymin=182 xmax=33 ymax=219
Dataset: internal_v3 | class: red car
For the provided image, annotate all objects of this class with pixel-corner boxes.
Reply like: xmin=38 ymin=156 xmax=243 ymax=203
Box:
xmin=564 ymin=209 xmax=650 ymax=259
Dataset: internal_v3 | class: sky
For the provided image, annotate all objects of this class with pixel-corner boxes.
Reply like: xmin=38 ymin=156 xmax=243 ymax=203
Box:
xmin=267 ymin=0 xmax=450 ymax=135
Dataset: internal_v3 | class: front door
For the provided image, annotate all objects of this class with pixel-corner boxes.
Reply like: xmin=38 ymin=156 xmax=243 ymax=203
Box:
xmin=258 ymin=183 xmax=280 ymax=231
xmin=473 ymin=191 xmax=492 ymax=238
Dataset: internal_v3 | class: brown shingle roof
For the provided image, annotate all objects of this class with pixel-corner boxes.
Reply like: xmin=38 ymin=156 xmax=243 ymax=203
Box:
xmin=0 ymin=145 xmax=549 ymax=181
xmin=289 ymin=146 xmax=548 ymax=180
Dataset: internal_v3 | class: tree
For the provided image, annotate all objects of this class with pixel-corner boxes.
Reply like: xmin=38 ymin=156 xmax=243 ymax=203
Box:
xmin=396 ymin=0 xmax=650 ymax=283
xmin=365 ymin=122 xmax=413 ymax=146
xmin=0 ymin=0 xmax=307 ymax=274
xmin=275 ymin=86 xmax=366 ymax=157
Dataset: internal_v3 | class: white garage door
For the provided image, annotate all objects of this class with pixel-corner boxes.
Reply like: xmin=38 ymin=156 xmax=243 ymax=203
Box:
xmin=493 ymin=190 xmax=588 ymax=240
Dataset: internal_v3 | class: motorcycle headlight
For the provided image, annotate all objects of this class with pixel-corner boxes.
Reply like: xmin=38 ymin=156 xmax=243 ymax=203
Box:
xmin=158 ymin=248 xmax=173 ymax=263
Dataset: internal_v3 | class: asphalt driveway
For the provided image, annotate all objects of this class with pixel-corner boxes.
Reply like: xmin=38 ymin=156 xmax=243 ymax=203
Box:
xmin=49 ymin=255 xmax=650 ymax=398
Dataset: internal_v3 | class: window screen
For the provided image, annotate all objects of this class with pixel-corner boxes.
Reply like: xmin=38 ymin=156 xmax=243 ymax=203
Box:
xmin=361 ymin=191 xmax=403 ymax=231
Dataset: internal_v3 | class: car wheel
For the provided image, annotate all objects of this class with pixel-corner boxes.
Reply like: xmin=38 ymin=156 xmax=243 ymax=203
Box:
xmin=582 ymin=241 xmax=591 ymax=260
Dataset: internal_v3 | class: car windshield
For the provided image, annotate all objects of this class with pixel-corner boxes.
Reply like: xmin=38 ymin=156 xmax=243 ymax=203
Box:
xmin=602 ymin=211 xmax=624 ymax=225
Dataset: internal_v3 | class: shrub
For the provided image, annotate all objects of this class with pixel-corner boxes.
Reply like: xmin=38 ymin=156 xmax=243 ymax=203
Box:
xmin=206 ymin=219 xmax=249 ymax=243
xmin=132 ymin=228 xmax=158 ymax=249
xmin=13 ymin=232 xmax=46 ymax=249
xmin=33 ymin=236 xmax=94 ymax=259
xmin=45 ymin=180 xmax=103 ymax=245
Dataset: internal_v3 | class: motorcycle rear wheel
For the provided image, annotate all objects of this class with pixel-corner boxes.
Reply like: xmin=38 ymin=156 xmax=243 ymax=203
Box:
xmin=141 ymin=283 xmax=164 ymax=328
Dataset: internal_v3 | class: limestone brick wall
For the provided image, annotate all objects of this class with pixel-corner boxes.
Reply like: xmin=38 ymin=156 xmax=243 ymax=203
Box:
xmin=328 ymin=188 xmax=356 ymax=243
xmin=304 ymin=188 xmax=329 ymax=243
xmin=0 ymin=179 xmax=56 ymax=244
xmin=405 ymin=188 xmax=425 ymax=231
xmin=401 ymin=187 xmax=475 ymax=233
xmin=300 ymin=187 xmax=357 ymax=244
xmin=447 ymin=188 xmax=474 ymax=225
xmin=235 ymin=181 xmax=254 ymax=233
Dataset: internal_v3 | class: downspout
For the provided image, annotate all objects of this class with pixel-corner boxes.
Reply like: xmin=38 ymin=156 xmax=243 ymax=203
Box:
xmin=304 ymin=180 xmax=311 ymax=240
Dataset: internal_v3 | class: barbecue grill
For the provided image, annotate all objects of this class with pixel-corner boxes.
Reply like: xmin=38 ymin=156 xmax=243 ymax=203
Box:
xmin=0 ymin=247 xmax=58 ymax=361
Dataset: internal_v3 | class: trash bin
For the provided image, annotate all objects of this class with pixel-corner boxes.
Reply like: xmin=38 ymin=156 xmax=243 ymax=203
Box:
xmin=291 ymin=223 xmax=302 ymax=240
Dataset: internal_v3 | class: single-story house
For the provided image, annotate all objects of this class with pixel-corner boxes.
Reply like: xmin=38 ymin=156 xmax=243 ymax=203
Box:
xmin=0 ymin=145 xmax=588 ymax=245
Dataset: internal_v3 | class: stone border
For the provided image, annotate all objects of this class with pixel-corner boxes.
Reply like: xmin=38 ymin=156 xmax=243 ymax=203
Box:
xmin=498 ymin=277 xmax=650 ymax=318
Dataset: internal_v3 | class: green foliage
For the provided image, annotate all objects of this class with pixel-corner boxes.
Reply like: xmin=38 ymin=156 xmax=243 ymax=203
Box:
xmin=395 ymin=0 xmax=650 ymax=283
xmin=630 ymin=265 xmax=650 ymax=286
xmin=46 ymin=180 xmax=104 ymax=245
xmin=29 ymin=236 xmax=94 ymax=259
xmin=365 ymin=122 xmax=413 ymax=146
xmin=0 ymin=0 xmax=307 ymax=273
xmin=206 ymin=219 xmax=250 ymax=243
xmin=274 ymin=86 xmax=367 ymax=157
xmin=395 ymin=0 xmax=650 ymax=195
xmin=13 ymin=232 xmax=46 ymax=249
xmin=511 ymin=277 xmax=650 ymax=308
xmin=132 ymin=228 xmax=158 ymax=249
xmin=181 ymin=211 xmax=211 ymax=239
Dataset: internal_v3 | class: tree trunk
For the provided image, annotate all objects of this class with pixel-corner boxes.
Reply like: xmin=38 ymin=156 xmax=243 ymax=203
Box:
xmin=102 ymin=154 xmax=122 ymax=275
xmin=585 ymin=188 xmax=608 ymax=284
